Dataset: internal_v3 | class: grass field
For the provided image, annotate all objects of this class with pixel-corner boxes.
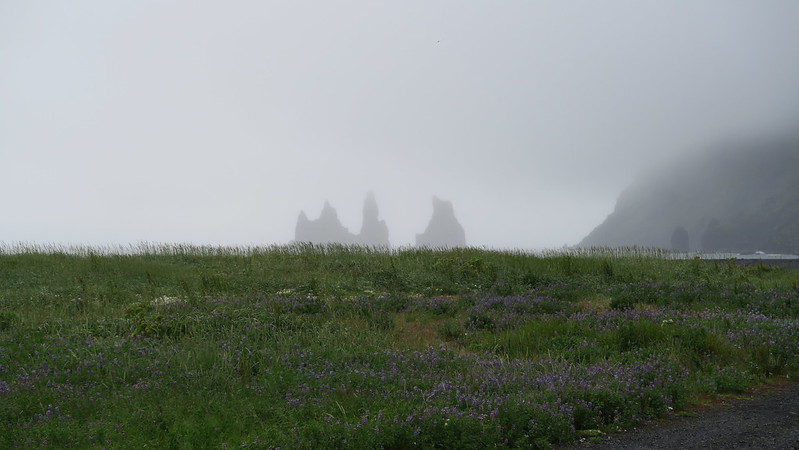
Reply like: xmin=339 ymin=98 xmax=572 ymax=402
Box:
xmin=1 ymin=243 xmax=798 ymax=448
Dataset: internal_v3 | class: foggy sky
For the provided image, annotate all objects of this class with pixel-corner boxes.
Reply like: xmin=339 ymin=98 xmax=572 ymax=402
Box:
xmin=2 ymin=1 xmax=799 ymax=249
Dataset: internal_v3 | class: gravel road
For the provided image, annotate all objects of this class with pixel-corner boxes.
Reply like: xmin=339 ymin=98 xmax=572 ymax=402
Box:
xmin=562 ymin=381 xmax=799 ymax=449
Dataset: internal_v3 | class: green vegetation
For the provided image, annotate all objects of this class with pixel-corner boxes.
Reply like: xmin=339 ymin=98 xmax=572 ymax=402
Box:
xmin=1 ymin=243 xmax=798 ymax=448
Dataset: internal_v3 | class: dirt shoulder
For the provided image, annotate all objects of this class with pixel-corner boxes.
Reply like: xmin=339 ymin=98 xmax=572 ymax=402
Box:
xmin=561 ymin=380 xmax=799 ymax=449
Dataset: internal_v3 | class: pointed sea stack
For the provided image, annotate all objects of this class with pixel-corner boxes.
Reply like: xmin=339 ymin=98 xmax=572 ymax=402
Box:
xmin=294 ymin=201 xmax=357 ymax=244
xmin=356 ymin=192 xmax=390 ymax=247
xmin=416 ymin=196 xmax=466 ymax=248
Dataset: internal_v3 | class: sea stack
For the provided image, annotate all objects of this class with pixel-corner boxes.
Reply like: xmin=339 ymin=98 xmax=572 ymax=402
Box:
xmin=416 ymin=196 xmax=466 ymax=248
xmin=294 ymin=193 xmax=391 ymax=246
xmin=356 ymin=192 xmax=390 ymax=247
xmin=294 ymin=201 xmax=357 ymax=244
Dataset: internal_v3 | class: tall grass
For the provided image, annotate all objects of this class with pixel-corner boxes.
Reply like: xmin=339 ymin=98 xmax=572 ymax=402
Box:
xmin=0 ymin=241 xmax=682 ymax=257
xmin=1 ymin=244 xmax=798 ymax=448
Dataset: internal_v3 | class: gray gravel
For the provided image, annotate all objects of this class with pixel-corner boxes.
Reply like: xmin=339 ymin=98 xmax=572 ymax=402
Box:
xmin=562 ymin=382 xmax=799 ymax=450
xmin=723 ymin=258 xmax=799 ymax=270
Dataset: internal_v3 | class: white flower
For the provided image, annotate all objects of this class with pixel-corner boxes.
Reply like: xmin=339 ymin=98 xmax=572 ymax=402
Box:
xmin=151 ymin=296 xmax=180 ymax=307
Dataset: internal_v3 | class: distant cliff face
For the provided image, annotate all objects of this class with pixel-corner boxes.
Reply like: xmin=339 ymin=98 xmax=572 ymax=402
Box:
xmin=580 ymin=141 xmax=799 ymax=253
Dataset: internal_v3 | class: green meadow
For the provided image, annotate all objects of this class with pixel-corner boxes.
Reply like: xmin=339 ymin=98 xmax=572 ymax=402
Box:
xmin=1 ymin=244 xmax=798 ymax=448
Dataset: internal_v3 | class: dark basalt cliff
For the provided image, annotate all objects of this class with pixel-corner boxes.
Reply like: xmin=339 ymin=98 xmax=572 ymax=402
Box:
xmin=580 ymin=140 xmax=799 ymax=253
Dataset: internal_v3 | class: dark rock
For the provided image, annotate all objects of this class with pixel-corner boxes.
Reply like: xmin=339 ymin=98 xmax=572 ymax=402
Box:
xmin=580 ymin=140 xmax=799 ymax=253
xmin=356 ymin=192 xmax=390 ymax=247
xmin=295 ymin=193 xmax=390 ymax=246
xmin=416 ymin=196 xmax=466 ymax=248
xmin=295 ymin=201 xmax=357 ymax=244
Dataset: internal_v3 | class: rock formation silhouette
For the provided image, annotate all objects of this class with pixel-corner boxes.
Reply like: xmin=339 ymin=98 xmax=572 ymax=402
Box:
xmin=357 ymin=192 xmax=390 ymax=246
xmin=294 ymin=193 xmax=390 ymax=246
xmin=295 ymin=201 xmax=356 ymax=244
xmin=416 ymin=196 xmax=466 ymax=247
